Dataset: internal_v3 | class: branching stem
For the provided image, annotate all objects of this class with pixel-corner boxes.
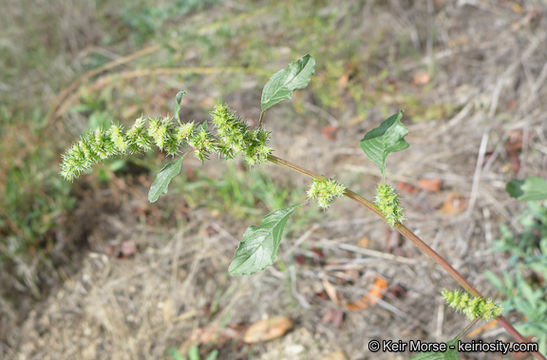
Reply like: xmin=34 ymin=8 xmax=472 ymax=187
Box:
xmin=267 ymin=154 xmax=545 ymax=360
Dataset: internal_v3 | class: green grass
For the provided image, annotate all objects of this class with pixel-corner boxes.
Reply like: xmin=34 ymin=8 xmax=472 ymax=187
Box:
xmin=485 ymin=201 xmax=547 ymax=355
xmin=120 ymin=0 xmax=221 ymax=44
xmin=172 ymin=162 xmax=318 ymax=224
xmin=0 ymin=108 xmax=75 ymax=297
xmin=169 ymin=345 xmax=218 ymax=360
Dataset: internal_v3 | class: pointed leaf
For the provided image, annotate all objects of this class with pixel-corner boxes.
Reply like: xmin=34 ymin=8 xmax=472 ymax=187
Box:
xmin=148 ymin=156 xmax=184 ymax=203
xmin=260 ymin=54 xmax=315 ymax=112
xmin=229 ymin=203 xmax=302 ymax=275
xmin=506 ymin=176 xmax=547 ymax=201
xmin=360 ymin=111 xmax=409 ymax=176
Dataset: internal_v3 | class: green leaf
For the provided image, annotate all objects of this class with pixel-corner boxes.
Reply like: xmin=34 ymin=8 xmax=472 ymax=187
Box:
xmin=148 ymin=155 xmax=185 ymax=203
xmin=260 ymin=54 xmax=315 ymax=112
xmin=205 ymin=350 xmax=218 ymax=360
xmin=360 ymin=111 xmax=409 ymax=176
xmin=484 ymin=270 xmax=505 ymax=293
xmin=168 ymin=347 xmax=186 ymax=360
xmin=188 ymin=346 xmax=200 ymax=360
xmin=229 ymin=203 xmax=302 ymax=275
xmin=506 ymin=177 xmax=547 ymax=201
xmin=506 ymin=179 xmax=524 ymax=199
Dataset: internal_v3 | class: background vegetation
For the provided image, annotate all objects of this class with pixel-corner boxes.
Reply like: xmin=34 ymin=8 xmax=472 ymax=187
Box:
xmin=1 ymin=0 xmax=545 ymax=359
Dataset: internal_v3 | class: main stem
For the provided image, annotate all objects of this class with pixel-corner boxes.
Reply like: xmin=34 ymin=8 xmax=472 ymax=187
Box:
xmin=267 ymin=154 xmax=545 ymax=360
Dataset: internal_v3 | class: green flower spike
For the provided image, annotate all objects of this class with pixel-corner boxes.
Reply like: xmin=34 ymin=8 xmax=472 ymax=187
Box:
xmin=91 ymin=128 xmax=116 ymax=159
xmin=307 ymin=178 xmax=346 ymax=209
xmin=148 ymin=117 xmax=170 ymax=151
xmin=210 ymin=103 xmax=272 ymax=165
xmin=212 ymin=103 xmax=248 ymax=154
xmin=243 ymin=129 xmax=272 ymax=165
xmin=187 ymin=124 xmax=215 ymax=162
xmin=375 ymin=183 xmax=404 ymax=227
xmin=175 ymin=122 xmax=194 ymax=143
xmin=60 ymin=116 xmax=193 ymax=181
xmin=108 ymin=124 xmax=129 ymax=153
xmin=60 ymin=102 xmax=274 ymax=181
xmin=126 ymin=116 xmax=152 ymax=151
xmin=60 ymin=142 xmax=90 ymax=181
xmin=442 ymin=289 xmax=503 ymax=320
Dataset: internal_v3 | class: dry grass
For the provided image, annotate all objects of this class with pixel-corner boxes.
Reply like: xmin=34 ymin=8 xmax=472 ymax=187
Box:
xmin=3 ymin=0 xmax=547 ymax=359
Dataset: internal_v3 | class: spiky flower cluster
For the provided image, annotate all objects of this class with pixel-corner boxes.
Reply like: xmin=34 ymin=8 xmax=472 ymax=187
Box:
xmin=211 ymin=103 xmax=272 ymax=165
xmin=375 ymin=183 xmax=404 ymax=227
xmin=61 ymin=103 xmax=273 ymax=181
xmin=60 ymin=117 xmax=194 ymax=181
xmin=186 ymin=124 xmax=216 ymax=162
xmin=442 ymin=289 xmax=503 ymax=321
xmin=307 ymin=178 xmax=346 ymax=209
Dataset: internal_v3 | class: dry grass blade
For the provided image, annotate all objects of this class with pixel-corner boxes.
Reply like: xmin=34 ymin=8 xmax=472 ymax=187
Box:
xmin=46 ymin=45 xmax=160 ymax=126
xmin=55 ymin=67 xmax=268 ymax=118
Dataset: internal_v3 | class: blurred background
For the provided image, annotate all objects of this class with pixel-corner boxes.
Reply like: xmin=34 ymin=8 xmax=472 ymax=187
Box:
xmin=1 ymin=0 xmax=546 ymax=359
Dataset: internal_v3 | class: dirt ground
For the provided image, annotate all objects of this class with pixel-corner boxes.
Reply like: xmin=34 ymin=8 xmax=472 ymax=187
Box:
xmin=2 ymin=1 xmax=546 ymax=359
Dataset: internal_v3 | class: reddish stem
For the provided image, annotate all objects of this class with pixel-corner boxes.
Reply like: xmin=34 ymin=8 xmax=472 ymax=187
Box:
xmin=267 ymin=154 xmax=545 ymax=360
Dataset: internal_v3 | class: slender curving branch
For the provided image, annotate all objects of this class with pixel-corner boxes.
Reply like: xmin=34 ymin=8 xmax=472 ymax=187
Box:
xmin=267 ymin=154 xmax=545 ymax=360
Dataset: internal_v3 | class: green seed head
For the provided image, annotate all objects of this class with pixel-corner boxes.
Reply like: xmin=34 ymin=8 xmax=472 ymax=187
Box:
xmin=175 ymin=122 xmax=194 ymax=142
xmin=126 ymin=116 xmax=152 ymax=151
xmin=442 ymin=289 xmax=503 ymax=320
xmin=375 ymin=183 xmax=404 ymax=227
xmin=187 ymin=125 xmax=215 ymax=162
xmin=92 ymin=128 xmax=116 ymax=159
xmin=108 ymin=124 xmax=128 ymax=153
xmin=307 ymin=178 xmax=346 ymax=209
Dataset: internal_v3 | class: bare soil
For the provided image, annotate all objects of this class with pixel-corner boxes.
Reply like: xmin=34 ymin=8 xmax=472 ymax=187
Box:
xmin=3 ymin=1 xmax=546 ymax=359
